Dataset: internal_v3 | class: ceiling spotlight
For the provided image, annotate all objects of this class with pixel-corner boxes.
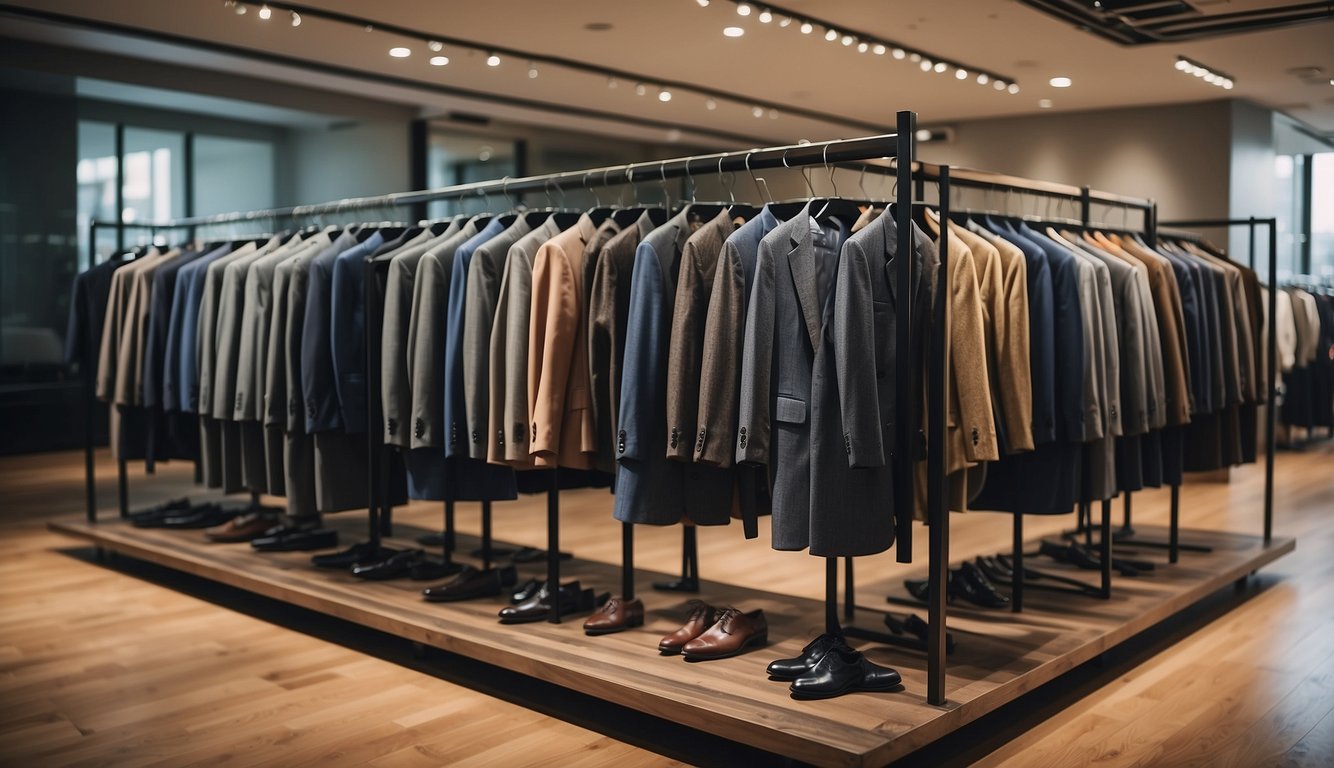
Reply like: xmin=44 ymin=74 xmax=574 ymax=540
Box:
xmin=289 ymin=10 xmax=300 ymax=26
xmin=858 ymin=42 xmax=869 ymax=53
xmin=658 ymin=88 xmax=672 ymax=102
xmin=873 ymin=44 xmax=886 ymax=55
xmin=993 ymin=79 xmax=1007 ymax=91
xmin=768 ymin=108 xmax=779 ymax=119
xmin=1049 ymin=76 xmax=1072 ymax=88
xmin=933 ymin=61 xmax=948 ymax=73
xmin=705 ymin=98 xmax=717 ymax=110
xmin=486 ymin=52 xmax=501 ymax=66
xmin=1039 ymin=98 xmax=1053 ymax=108
xmin=430 ymin=55 xmax=449 ymax=66
xmin=977 ymin=73 xmax=989 ymax=85
xmin=752 ymin=105 xmax=765 ymax=118
xmin=723 ymin=25 xmax=745 ymax=37
xmin=528 ymin=61 xmax=539 ymax=78
xmin=842 ymin=35 xmax=855 ymax=46
xmin=696 ymin=0 xmax=709 ymax=5
xmin=920 ymin=59 xmax=933 ymax=72
xmin=800 ymin=21 xmax=813 ymax=34
xmin=758 ymin=9 xmax=773 ymax=23
xmin=635 ymin=82 xmax=647 ymax=95
xmin=737 ymin=2 xmax=752 ymax=16
xmin=778 ymin=16 xmax=791 ymax=27
xmin=1174 ymin=59 xmax=1189 ymax=71
xmin=1008 ymin=83 xmax=1020 ymax=94
xmin=607 ymin=76 xmax=618 ymax=88
xmin=428 ymin=40 xmax=443 ymax=52
xmin=825 ymin=29 xmax=839 ymax=41
xmin=892 ymin=47 xmax=906 ymax=60
xmin=389 ymin=47 xmax=411 ymax=58
xmin=909 ymin=52 xmax=922 ymax=62
xmin=234 ymin=3 xmax=246 ymax=15
xmin=955 ymin=68 xmax=968 ymax=80
xmin=257 ymin=4 xmax=271 ymax=20
xmin=1223 ymin=80 xmax=1234 ymax=89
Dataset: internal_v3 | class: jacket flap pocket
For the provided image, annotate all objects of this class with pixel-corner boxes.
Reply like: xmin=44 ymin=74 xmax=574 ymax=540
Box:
xmin=776 ymin=396 xmax=807 ymax=424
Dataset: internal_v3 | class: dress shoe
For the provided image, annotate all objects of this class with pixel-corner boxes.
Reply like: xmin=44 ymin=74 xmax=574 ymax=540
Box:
xmin=511 ymin=546 xmax=573 ymax=563
xmin=498 ymin=581 xmax=603 ymax=624
xmin=127 ymin=497 xmax=193 ymax=525
xmin=251 ymin=527 xmax=338 ymax=552
xmin=421 ymin=565 xmax=516 ymax=602
xmin=682 ymin=608 xmax=768 ymax=661
xmin=161 ymin=505 xmax=235 ymax=529
xmin=789 ymin=645 xmax=902 ymax=700
xmin=407 ymin=558 xmax=465 ymax=581
xmin=657 ymin=600 xmax=719 ymax=655
xmin=311 ymin=542 xmax=399 ymax=570
xmin=351 ymin=549 xmax=427 ymax=580
xmin=583 ymin=596 xmax=645 ymax=635
xmin=954 ymin=562 xmax=1010 ymax=608
xmin=205 ymin=512 xmax=278 ymax=543
xmin=767 ymin=632 xmax=844 ymax=680
xmin=416 ymin=532 xmax=449 ymax=547
xmin=511 ymin=578 xmax=543 ymax=604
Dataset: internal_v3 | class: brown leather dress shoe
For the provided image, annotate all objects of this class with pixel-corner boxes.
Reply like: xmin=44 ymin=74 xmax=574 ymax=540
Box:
xmin=583 ymin=596 xmax=645 ymax=636
xmin=205 ymin=512 xmax=277 ymax=543
xmin=657 ymin=600 xmax=719 ymax=655
xmin=682 ymin=608 xmax=768 ymax=661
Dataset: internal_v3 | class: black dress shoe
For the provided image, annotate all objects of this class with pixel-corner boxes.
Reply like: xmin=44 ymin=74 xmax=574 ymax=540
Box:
xmin=311 ymin=542 xmax=399 ymax=570
xmin=510 ymin=546 xmax=573 ymax=564
xmin=408 ymin=558 xmax=466 ymax=581
xmin=954 ymin=562 xmax=1010 ymax=608
xmin=351 ymin=550 xmax=427 ymax=580
xmin=127 ymin=497 xmax=193 ymax=525
xmin=511 ymin=578 xmax=543 ymax=604
xmin=789 ymin=645 xmax=902 ymax=700
xmin=767 ymin=633 xmax=844 ymax=680
xmin=416 ymin=532 xmax=449 ymax=548
xmin=161 ymin=505 xmax=235 ymax=529
xmin=251 ymin=528 xmax=338 ymax=552
xmin=498 ymin=581 xmax=603 ymax=624
xmin=421 ymin=565 xmax=517 ymax=602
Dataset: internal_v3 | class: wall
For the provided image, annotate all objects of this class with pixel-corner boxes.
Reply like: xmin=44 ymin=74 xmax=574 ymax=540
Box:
xmin=285 ymin=120 xmax=413 ymax=206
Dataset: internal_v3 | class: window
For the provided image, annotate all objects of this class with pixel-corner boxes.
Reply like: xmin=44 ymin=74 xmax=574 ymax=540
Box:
xmin=193 ymin=135 xmax=275 ymax=217
xmin=1311 ymin=153 xmax=1334 ymax=279
xmin=76 ymin=121 xmax=118 ymax=270
xmin=426 ymin=131 xmax=518 ymax=220
xmin=122 ymin=127 xmax=185 ymax=229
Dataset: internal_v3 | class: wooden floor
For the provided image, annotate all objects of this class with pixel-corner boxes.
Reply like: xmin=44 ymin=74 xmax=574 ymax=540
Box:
xmin=1 ymin=439 xmax=1331 ymax=766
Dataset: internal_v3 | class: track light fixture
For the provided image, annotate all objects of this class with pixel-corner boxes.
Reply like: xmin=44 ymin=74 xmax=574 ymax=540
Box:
xmin=1175 ymin=56 xmax=1234 ymax=90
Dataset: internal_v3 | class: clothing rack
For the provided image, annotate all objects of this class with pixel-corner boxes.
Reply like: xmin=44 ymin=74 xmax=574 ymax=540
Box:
xmin=82 ymin=114 xmax=961 ymax=705
xmin=1160 ymin=217 xmax=1279 ymax=545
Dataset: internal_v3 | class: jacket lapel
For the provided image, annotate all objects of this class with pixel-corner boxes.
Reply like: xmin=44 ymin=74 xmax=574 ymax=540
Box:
xmin=787 ymin=214 xmax=823 ymax=354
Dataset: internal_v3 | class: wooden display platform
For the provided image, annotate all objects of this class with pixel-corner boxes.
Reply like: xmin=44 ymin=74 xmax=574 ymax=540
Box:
xmin=49 ymin=516 xmax=1292 ymax=768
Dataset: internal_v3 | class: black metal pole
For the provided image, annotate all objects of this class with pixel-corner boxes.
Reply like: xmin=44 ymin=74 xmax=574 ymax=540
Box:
xmin=1170 ymin=484 xmax=1180 ymax=563
xmin=85 ymin=221 xmax=99 ymax=524
xmin=1100 ymin=498 xmax=1112 ymax=599
xmin=117 ymin=457 xmax=128 ymax=518
xmin=1249 ymin=216 xmax=1257 ymax=272
xmin=547 ymin=469 xmax=561 ymax=623
xmin=481 ymin=499 xmax=493 ymax=572
xmin=621 ymin=523 xmax=634 ymax=600
xmin=844 ymin=556 xmax=856 ymax=621
xmin=1265 ymin=219 xmax=1276 ymax=544
xmin=926 ymin=164 xmax=950 ymax=708
xmin=363 ymin=259 xmax=381 ymax=549
xmin=1012 ymin=514 xmax=1024 ymax=613
xmin=894 ymin=110 xmax=916 ymax=565
xmin=825 ymin=556 xmax=840 ymax=635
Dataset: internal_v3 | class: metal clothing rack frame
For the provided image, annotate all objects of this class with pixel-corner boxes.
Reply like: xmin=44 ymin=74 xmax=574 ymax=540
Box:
xmin=1159 ymin=217 xmax=1278 ymax=546
xmin=81 ymin=112 xmax=961 ymax=706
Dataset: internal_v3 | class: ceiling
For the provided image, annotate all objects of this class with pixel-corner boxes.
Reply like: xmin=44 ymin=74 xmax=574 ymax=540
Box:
xmin=1 ymin=0 xmax=1332 ymax=145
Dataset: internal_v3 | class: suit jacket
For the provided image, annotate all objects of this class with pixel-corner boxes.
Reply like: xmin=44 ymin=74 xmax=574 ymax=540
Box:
xmin=734 ymin=206 xmax=850 ymax=548
xmin=588 ymin=212 xmax=658 ymax=474
xmin=327 ymin=231 xmax=388 ymax=434
xmin=1114 ymin=235 xmax=1193 ymax=425
xmin=142 ymin=247 xmax=204 ymax=467
xmin=965 ymin=221 xmax=1034 ymax=454
xmin=461 ymin=216 xmax=532 ymax=460
xmin=808 ymin=210 xmax=927 ymax=555
xmin=445 ymin=217 xmax=508 ymax=457
xmin=380 ymin=223 xmax=461 ymax=447
xmin=488 ymin=219 xmax=559 ymax=467
xmin=614 ymin=208 xmax=727 ymax=526
xmin=113 ymin=249 xmax=178 ymax=408
xmin=528 ymin=214 xmax=599 ymax=469
xmin=163 ymin=245 xmax=229 ymax=414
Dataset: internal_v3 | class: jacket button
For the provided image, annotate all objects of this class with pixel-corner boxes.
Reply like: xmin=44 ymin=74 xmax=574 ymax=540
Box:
xmin=1110 ymin=406 xmax=1117 ymax=418
xmin=386 ymin=418 xmax=397 ymax=436
xmin=306 ymin=402 xmax=316 ymax=418
xmin=617 ymin=429 xmax=627 ymax=453
xmin=450 ymin=423 xmax=458 ymax=445
xmin=696 ymin=428 xmax=706 ymax=450
xmin=471 ymin=429 xmax=479 ymax=444
xmin=497 ymin=428 xmax=505 ymax=447
xmin=414 ymin=418 xmax=425 ymax=439
xmin=971 ymin=427 xmax=979 ymax=446
xmin=670 ymin=427 xmax=679 ymax=448
xmin=531 ymin=422 xmax=537 ymax=442
xmin=844 ymin=433 xmax=851 ymax=454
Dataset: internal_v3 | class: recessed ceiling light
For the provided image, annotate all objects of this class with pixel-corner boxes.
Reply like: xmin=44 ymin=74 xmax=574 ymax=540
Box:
xmin=486 ymin=53 xmax=501 ymax=66
xmin=723 ymin=26 xmax=745 ymax=37
xmin=892 ymin=48 xmax=906 ymax=60
xmin=858 ymin=42 xmax=869 ymax=53
xmin=658 ymin=89 xmax=672 ymax=102
xmin=389 ymin=47 xmax=411 ymax=58
xmin=841 ymin=35 xmax=855 ymax=46
xmin=705 ymin=98 xmax=717 ymax=110
xmin=873 ymin=44 xmax=886 ymax=55
xmin=289 ymin=10 xmax=300 ymax=26
xmin=752 ymin=106 xmax=765 ymax=118
xmin=428 ymin=40 xmax=443 ymax=51
xmin=1049 ymin=76 xmax=1072 ymax=88
xmin=955 ymin=68 xmax=968 ymax=80
xmin=915 ymin=129 xmax=932 ymax=142
xmin=696 ymin=0 xmax=709 ymax=6
xmin=430 ymin=56 xmax=449 ymax=66
xmin=977 ymin=73 xmax=989 ymax=85
xmin=758 ymin=10 xmax=773 ymax=23
xmin=1039 ymin=98 xmax=1053 ymax=108
xmin=920 ymin=60 xmax=933 ymax=72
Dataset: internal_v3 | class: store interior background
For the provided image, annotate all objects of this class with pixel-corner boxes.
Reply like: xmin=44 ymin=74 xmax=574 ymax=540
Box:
xmin=1 ymin=0 xmax=1331 ymax=457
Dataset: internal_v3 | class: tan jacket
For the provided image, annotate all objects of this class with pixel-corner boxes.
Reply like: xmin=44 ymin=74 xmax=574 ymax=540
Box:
xmin=1110 ymin=234 xmax=1193 ymax=425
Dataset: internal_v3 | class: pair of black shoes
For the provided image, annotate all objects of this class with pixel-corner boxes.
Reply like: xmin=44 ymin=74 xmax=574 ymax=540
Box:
xmin=349 ymin=549 xmax=463 ymax=581
xmin=251 ymin=526 xmax=338 ymax=552
xmin=767 ymin=633 xmax=902 ymax=700
xmin=422 ymin=564 xmax=520 ymax=602
xmin=1039 ymin=540 xmax=1151 ymax=577
xmin=158 ymin=504 xmax=237 ymax=530
xmin=497 ymin=580 xmax=607 ymax=624
xmin=905 ymin=561 xmax=1010 ymax=609
xmin=127 ymin=498 xmax=193 ymax=527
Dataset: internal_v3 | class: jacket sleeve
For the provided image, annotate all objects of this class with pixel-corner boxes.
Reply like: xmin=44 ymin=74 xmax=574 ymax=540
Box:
xmin=617 ymin=245 xmax=665 ymax=464
xmin=736 ymin=241 xmax=776 ymax=467
xmin=443 ymin=252 xmax=470 ymax=457
xmin=487 ymin=256 xmax=512 ymax=465
xmin=463 ymin=250 xmax=499 ymax=460
xmin=950 ymin=249 xmax=999 ymax=464
xmin=408 ymin=253 xmax=445 ymax=449
xmin=998 ymin=251 xmax=1034 ymax=452
xmin=528 ymin=243 xmax=576 ymax=463
xmin=696 ymin=243 xmax=744 ymax=467
xmin=329 ymin=252 xmax=367 ymax=432
xmin=587 ymin=246 xmax=618 ymax=470
xmin=666 ymin=243 xmax=702 ymax=461
xmin=833 ymin=240 xmax=885 ymax=468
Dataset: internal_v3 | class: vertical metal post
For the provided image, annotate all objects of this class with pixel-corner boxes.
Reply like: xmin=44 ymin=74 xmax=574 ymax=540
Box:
xmin=844 ymin=557 xmax=855 ymax=621
xmin=1100 ymin=498 xmax=1113 ymax=599
xmin=1169 ymin=484 xmax=1180 ymax=563
xmin=1248 ymin=216 xmax=1257 ymax=272
xmin=85 ymin=221 xmax=99 ymax=524
xmin=117 ymin=458 xmax=128 ymax=518
xmin=481 ymin=499 xmax=493 ymax=571
xmin=1264 ymin=219 xmax=1276 ymax=543
xmin=926 ymin=164 xmax=950 ymax=707
xmin=547 ymin=470 xmax=561 ymax=623
xmin=114 ymin=124 xmax=125 ymax=252
xmin=825 ymin=557 xmax=840 ymax=635
xmin=364 ymin=259 xmax=381 ymax=548
xmin=1011 ymin=514 xmax=1024 ymax=613
xmin=893 ymin=110 xmax=916 ymax=564
xmin=621 ymin=523 xmax=634 ymax=600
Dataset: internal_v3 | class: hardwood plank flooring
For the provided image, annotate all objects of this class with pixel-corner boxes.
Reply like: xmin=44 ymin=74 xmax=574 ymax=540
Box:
xmin=0 ymin=439 xmax=1329 ymax=766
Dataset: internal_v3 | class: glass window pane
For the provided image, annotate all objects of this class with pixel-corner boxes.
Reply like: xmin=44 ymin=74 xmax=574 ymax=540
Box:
xmin=426 ymin=131 xmax=517 ymax=220
xmin=76 ymin=120 xmax=118 ymax=270
xmin=1311 ymin=153 xmax=1334 ymax=280
xmin=122 ymin=127 xmax=185 ymax=231
xmin=193 ymin=135 xmax=276 ymax=218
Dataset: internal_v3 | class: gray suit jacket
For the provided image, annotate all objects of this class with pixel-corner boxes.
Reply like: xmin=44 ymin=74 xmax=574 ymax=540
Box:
xmin=736 ymin=206 xmax=849 ymax=550
xmin=379 ymin=223 xmax=461 ymax=447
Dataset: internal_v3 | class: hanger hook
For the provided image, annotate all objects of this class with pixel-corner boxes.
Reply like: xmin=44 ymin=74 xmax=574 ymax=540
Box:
xmin=659 ymin=160 xmax=671 ymax=210
xmin=683 ymin=156 xmax=697 ymax=203
xmin=824 ymin=144 xmax=839 ymax=199
xmin=718 ymin=155 xmax=735 ymax=205
xmin=746 ymin=150 xmax=772 ymax=204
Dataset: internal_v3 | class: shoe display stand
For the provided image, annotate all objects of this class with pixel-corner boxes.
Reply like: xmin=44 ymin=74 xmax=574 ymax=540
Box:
xmin=50 ymin=511 xmax=1292 ymax=768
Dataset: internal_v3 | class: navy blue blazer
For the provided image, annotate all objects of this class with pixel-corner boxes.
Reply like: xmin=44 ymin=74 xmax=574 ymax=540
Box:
xmin=327 ymin=231 xmax=387 ymax=434
xmin=443 ymin=217 xmax=506 ymax=458
xmin=166 ymin=246 xmax=232 ymax=414
xmin=302 ymin=231 xmax=366 ymax=434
